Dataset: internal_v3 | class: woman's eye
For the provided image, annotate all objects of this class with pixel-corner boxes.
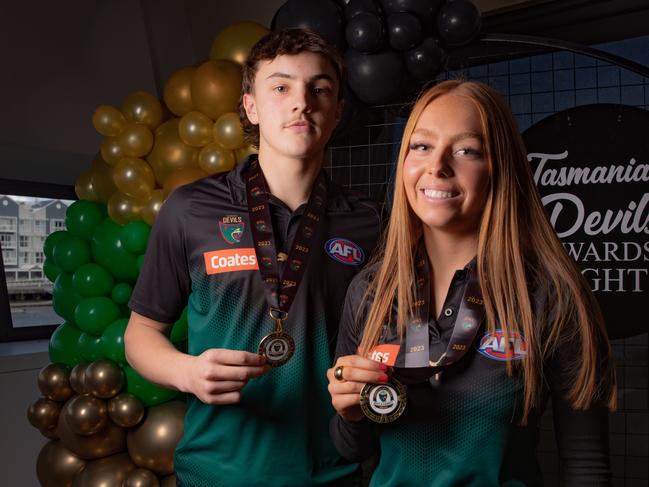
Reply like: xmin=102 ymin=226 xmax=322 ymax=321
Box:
xmin=454 ymin=147 xmax=483 ymax=157
xmin=408 ymin=143 xmax=431 ymax=152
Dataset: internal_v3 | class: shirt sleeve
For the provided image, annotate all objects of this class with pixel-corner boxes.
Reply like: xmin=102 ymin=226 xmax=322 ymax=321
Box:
xmin=128 ymin=187 xmax=192 ymax=324
xmin=329 ymin=270 xmax=381 ymax=462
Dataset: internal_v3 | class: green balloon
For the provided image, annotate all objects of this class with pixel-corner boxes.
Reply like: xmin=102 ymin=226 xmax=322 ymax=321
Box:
xmin=119 ymin=221 xmax=151 ymax=255
xmin=170 ymin=307 xmax=188 ymax=343
xmin=43 ymin=230 xmax=68 ymax=260
xmin=91 ymin=218 xmax=139 ymax=283
xmin=52 ymin=273 xmax=83 ymax=324
xmin=78 ymin=332 xmax=103 ymax=361
xmin=74 ymin=297 xmax=120 ymax=335
xmin=111 ymin=283 xmax=133 ymax=305
xmin=101 ymin=318 xmax=128 ymax=363
xmin=124 ymin=365 xmax=180 ymax=406
xmin=136 ymin=254 xmax=145 ymax=273
xmin=65 ymin=200 xmax=105 ymax=240
xmin=53 ymin=233 xmax=91 ymax=273
xmin=49 ymin=322 xmax=83 ymax=365
xmin=43 ymin=258 xmax=62 ymax=283
xmin=72 ymin=263 xmax=114 ymax=297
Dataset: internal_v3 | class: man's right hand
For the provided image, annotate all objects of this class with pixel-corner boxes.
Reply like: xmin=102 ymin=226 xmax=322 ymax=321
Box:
xmin=182 ymin=349 xmax=270 ymax=405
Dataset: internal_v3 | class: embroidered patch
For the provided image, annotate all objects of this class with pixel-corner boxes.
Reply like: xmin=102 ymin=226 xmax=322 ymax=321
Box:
xmin=218 ymin=215 xmax=245 ymax=244
xmin=477 ymin=330 xmax=528 ymax=361
xmin=324 ymin=238 xmax=365 ymax=266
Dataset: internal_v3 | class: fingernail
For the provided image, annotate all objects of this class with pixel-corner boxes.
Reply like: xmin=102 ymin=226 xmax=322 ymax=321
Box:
xmin=378 ymin=363 xmax=388 ymax=372
xmin=378 ymin=374 xmax=389 ymax=383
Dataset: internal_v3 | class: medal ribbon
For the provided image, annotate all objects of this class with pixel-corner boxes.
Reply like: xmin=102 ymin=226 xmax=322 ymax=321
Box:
xmin=246 ymin=159 xmax=327 ymax=325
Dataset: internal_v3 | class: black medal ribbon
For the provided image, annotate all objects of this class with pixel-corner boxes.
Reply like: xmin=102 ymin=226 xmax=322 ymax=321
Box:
xmin=246 ymin=159 xmax=328 ymax=366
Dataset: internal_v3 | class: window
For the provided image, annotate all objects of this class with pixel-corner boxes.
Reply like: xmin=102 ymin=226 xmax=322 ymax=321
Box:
xmin=0 ymin=179 xmax=76 ymax=341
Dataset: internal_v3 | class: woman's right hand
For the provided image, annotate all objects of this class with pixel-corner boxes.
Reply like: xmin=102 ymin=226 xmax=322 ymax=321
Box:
xmin=327 ymin=354 xmax=390 ymax=422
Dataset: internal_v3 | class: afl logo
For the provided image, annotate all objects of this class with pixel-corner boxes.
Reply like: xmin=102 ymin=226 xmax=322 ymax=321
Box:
xmin=477 ymin=330 xmax=528 ymax=361
xmin=325 ymin=238 xmax=365 ymax=266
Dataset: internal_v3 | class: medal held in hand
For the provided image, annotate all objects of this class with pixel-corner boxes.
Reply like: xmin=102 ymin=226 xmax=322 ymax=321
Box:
xmin=258 ymin=309 xmax=295 ymax=367
xmin=360 ymin=378 xmax=407 ymax=423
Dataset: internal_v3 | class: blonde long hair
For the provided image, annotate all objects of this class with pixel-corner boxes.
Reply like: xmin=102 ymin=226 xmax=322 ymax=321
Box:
xmin=359 ymin=80 xmax=616 ymax=421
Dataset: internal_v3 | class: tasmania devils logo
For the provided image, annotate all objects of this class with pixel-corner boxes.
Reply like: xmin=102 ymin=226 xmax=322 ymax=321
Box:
xmin=477 ymin=330 xmax=528 ymax=361
xmin=325 ymin=238 xmax=365 ymax=265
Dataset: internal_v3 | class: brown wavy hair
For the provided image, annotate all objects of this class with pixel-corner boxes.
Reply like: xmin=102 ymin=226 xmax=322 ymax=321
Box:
xmin=359 ymin=80 xmax=616 ymax=422
xmin=238 ymin=28 xmax=345 ymax=148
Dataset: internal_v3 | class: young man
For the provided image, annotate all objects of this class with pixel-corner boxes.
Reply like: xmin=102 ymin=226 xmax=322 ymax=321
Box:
xmin=125 ymin=29 xmax=381 ymax=486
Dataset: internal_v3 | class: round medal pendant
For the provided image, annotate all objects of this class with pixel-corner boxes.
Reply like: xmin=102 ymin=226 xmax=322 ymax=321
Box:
xmin=258 ymin=331 xmax=295 ymax=367
xmin=360 ymin=378 xmax=407 ymax=423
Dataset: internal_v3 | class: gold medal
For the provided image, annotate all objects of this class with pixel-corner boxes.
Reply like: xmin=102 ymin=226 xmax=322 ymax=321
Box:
xmin=360 ymin=378 xmax=407 ymax=423
xmin=258 ymin=331 xmax=295 ymax=367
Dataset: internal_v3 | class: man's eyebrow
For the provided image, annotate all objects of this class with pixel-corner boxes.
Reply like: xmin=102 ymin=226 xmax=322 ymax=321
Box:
xmin=264 ymin=72 xmax=335 ymax=82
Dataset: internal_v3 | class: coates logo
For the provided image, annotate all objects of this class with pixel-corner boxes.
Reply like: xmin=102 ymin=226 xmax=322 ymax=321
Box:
xmin=203 ymin=248 xmax=258 ymax=275
xmin=324 ymin=238 xmax=365 ymax=266
xmin=477 ymin=330 xmax=528 ymax=362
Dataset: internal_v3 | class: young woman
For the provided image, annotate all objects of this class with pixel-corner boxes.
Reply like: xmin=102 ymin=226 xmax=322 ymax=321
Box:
xmin=327 ymin=80 xmax=616 ymax=486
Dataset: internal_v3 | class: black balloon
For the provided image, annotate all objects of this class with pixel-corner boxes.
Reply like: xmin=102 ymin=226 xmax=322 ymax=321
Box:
xmin=346 ymin=12 xmax=384 ymax=53
xmin=387 ymin=12 xmax=422 ymax=51
xmin=437 ymin=0 xmax=481 ymax=46
xmin=345 ymin=0 xmax=381 ymax=20
xmin=346 ymin=48 xmax=403 ymax=105
xmin=380 ymin=0 xmax=443 ymax=24
xmin=405 ymin=37 xmax=447 ymax=81
xmin=274 ymin=0 xmax=346 ymax=51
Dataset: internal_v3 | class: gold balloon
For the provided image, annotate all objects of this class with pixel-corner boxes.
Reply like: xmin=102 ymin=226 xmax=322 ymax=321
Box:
xmin=125 ymin=468 xmax=160 ymax=487
xmin=107 ymin=191 xmax=142 ymax=225
xmin=147 ymin=119 xmax=199 ymax=186
xmin=62 ymin=394 xmax=108 ymax=436
xmin=198 ymin=142 xmax=236 ymax=175
xmin=113 ymin=157 xmax=156 ymax=199
xmin=84 ymin=359 xmax=125 ymax=399
xmin=122 ymin=91 xmax=164 ymax=130
xmin=140 ymin=189 xmax=165 ymax=226
xmin=127 ymin=400 xmax=185 ymax=475
xmin=179 ymin=111 xmax=214 ymax=147
xmin=160 ymin=475 xmax=176 ymax=487
xmin=210 ymin=21 xmax=270 ymax=65
xmin=191 ymin=59 xmax=242 ymax=120
xmin=70 ymin=363 xmax=90 ymax=394
xmin=37 ymin=440 xmax=86 ymax=487
xmin=100 ymin=136 xmax=125 ymax=166
xmin=57 ymin=408 xmax=126 ymax=460
xmin=118 ymin=122 xmax=154 ymax=158
xmin=213 ymin=112 xmax=244 ymax=150
xmin=38 ymin=363 xmax=74 ymax=401
xmin=90 ymin=154 xmax=119 ymax=203
xmin=163 ymin=66 xmax=195 ymax=117
xmin=108 ymin=392 xmax=145 ymax=428
xmin=75 ymin=170 xmax=100 ymax=202
xmin=40 ymin=426 xmax=60 ymax=439
xmin=234 ymin=144 xmax=258 ymax=163
xmin=28 ymin=397 xmax=62 ymax=431
xmin=92 ymin=105 xmax=126 ymax=136
xmin=72 ymin=452 xmax=136 ymax=487
xmin=162 ymin=167 xmax=207 ymax=198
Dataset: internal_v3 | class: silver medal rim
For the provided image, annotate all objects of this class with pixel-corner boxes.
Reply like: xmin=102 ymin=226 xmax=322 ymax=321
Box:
xmin=258 ymin=332 xmax=295 ymax=367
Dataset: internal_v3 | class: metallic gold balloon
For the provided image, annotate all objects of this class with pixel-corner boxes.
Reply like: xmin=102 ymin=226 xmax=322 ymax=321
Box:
xmin=209 ymin=21 xmax=270 ymax=65
xmin=160 ymin=475 xmax=176 ymax=487
xmin=108 ymin=392 xmax=145 ymax=428
xmin=127 ymin=400 xmax=186 ymax=475
xmin=57 ymin=408 xmax=126 ymax=460
xmin=122 ymin=91 xmax=164 ymax=130
xmin=179 ymin=111 xmax=214 ymax=147
xmin=84 ymin=359 xmax=125 ymax=399
xmin=72 ymin=452 xmax=135 ymax=487
xmin=75 ymin=171 xmax=100 ymax=202
xmin=90 ymin=154 xmax=119 ymax=203
xmin=70 ymin=363 xmax=90 ymax=394
xmin=191 ymin=59 xmax=242 ymax=120
xmin=40 ymin=426 xmax=60 ymax=439
xmin=36 ymin=440 xmax=86 ymax=487
xmin=92 ymin=105 xmax=126 ymax=136
xmin=113 ymin=157 xmax=156 ymax=199
xmin=125 ymin=468 xmax=160 ymax=487
xmin=164 ymin=66 xmax=195 ymax=117
xmin=100 ymin=136 xmax=124 ymax=166
xmin=147 ymin=119 xmax=199 ymax=186
xmin=140 ymin=189 xmax=165 ymax=226
xmin=198 ymin=142 xmax=236 ymax=175
xmin=162 ymin=167 xmax=207 ymax=198
xmin=118 ymin=123 xmax=154 ymax=158
xmin=28 ymin=397 xmax=62 ymax=431
xmin=107 ymin=191 xmax=142 ymax=225
xmin=234 ymin=144 xmax=258 ymax=163
xmin=62 ymin=393 xmax=108 ymax=436
xmin=213 ymin=112 xmax=244 ymax=150
xmin=38 ymin=363 xmax=74 ymax=401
